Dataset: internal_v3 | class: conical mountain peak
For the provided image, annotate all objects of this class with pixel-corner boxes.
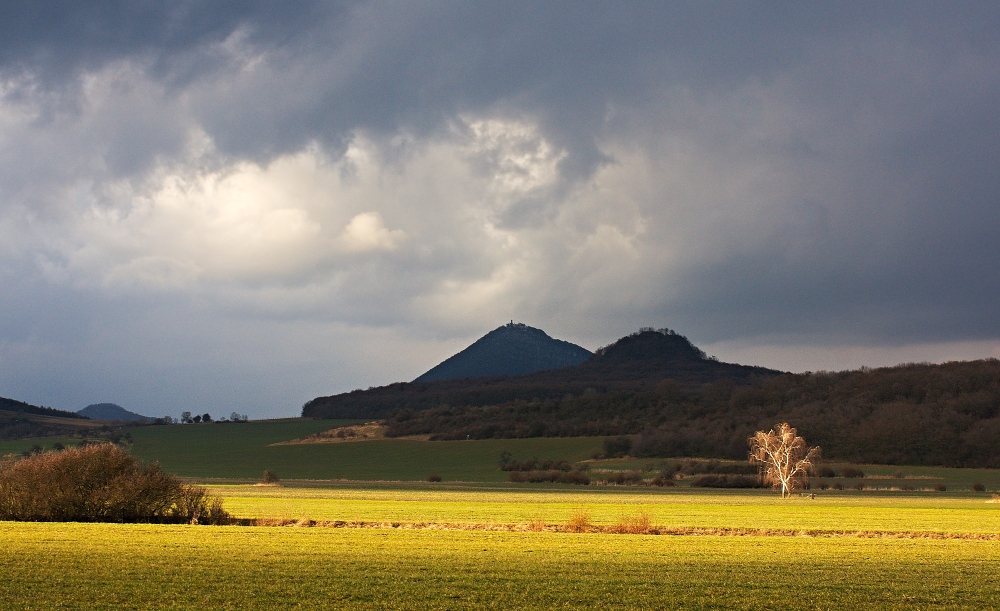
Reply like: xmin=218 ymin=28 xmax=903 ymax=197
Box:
xmin=413 ymin=323 xmax=592 ymax=383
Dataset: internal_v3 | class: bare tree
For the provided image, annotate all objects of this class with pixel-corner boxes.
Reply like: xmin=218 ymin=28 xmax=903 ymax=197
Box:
xmin=748 ymin=423 xmax=820 ymax=498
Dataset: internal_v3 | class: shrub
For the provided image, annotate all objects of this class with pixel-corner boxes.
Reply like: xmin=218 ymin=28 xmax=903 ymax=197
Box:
xmin=603 ymin=470 xmax=644 ymax=486
xmin=262 ymin=470 xmax=280 ymax=484
xmin=613 ymin=511 xmax=652 ymax=534
xmin=854 ymin=482 xmax=865 ymax=491
xmin=558 ymin=471 xmax=590 ymax=485
xmin=900 ymin=484 xmax=915 ymax=491
xmin=427 ymin=473 xmax=442 ymax=482
xmin=566 ymin=510 xmax=591 ymax=533
xmin=841 ymin=467 xmax=865 ymax=479
xmin=818 ymin=467 xmax=837 ymax=478
xmin=934 ymin=483 xmax=947 ymax=492
xmin=603 ymin=436 xmax=632 ymax=458
xmin=649 ymin=475 xmax=675 ymax=487
xmin=0 ymin=444 xmax=229 ymax=524
xmin=832 ymin=482 xmax=844 ymax=490
xmin=973 ymin=482 xmax=986 ymax=492
xmin=817 ymin=482 xmax=829 ymax=490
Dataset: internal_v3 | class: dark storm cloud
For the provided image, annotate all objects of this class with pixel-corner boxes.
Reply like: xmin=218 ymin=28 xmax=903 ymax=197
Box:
xmin=0 ymin=1 xmax=339 ymax=81
xmin=2 ymin=1 xmax=1000 ymax=414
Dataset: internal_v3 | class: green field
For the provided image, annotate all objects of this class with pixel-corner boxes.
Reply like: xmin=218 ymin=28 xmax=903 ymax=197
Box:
xmin=2 ymin=521 xmax=999 ymax=610
xmin=3 ymin=422 xmax=1000 ymax=609
xmin=3 ymin=420 xmax=999 ymax=492
xmin=1 ymin=420 xmax=606 ymax=482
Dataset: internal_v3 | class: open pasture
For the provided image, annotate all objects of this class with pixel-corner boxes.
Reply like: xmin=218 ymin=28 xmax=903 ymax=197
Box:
xmin=2 ymin=521 xmax=1000 ymax=610
xmin=213 ymin=484 xmax=1000 ymax=536
xmin=0 ymin=421 xmax=606 ymax=482
xmin=2 ymin=442 xmax=1000 ymax=609
xmin=4 ymin=420 xmax=999 ymax=492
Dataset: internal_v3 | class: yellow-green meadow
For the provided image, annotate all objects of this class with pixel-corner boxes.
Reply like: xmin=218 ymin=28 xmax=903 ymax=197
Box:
xmin=3 ymin=482 xmax=1000 ymax=610
xmin=2 ymin=520 xmax=998 ymax=610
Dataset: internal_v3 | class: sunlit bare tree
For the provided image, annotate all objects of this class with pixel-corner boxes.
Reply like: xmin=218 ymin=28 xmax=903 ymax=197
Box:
xmin=748 ymin=423 xmax=820 ymax=498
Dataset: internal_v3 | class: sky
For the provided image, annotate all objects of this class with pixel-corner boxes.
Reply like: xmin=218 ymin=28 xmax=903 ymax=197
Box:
xmin=1 ymin=2 xmax=999 ymax=418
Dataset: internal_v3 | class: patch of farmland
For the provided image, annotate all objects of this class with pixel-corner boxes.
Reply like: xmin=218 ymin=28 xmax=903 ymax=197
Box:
xmin=2 ymin=522 xmax=999 ymax=610
xmin=208 ymin=485 xmax=1000 ymax=536
xmin=124 ymin=426 xmax=604 ymax=481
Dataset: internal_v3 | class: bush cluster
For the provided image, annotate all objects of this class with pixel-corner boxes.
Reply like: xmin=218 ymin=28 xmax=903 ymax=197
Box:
xmin=499 ymin=451 xmax=572 ymax=472
xmin=603 ymin=470 xmax=645 ymax=486
xmin=664 ymin=459 xmax=758 ymax=476
xmin=508 ymin=470 xmax=590 ymax=485
xmin=688 ymin=474 xmax=765 ymax=488
xmin=0 ymin=444 xmax=229 ymax=524
xmin=596 ymin=470 xmax=677 ymax=487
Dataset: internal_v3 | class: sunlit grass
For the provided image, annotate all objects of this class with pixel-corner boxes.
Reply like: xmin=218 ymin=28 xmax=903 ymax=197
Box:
xmin=1 ymin=521 xmax=998 ymax=610
xmin=211 ymin=484 xmax=1000 ymax=535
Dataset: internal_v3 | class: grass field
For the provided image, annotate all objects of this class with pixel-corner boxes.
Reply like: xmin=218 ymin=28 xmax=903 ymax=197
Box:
xmin=3 ymin=420 xmax=999 ymax=491
xmin=2 ymin=521 xmax=999 ymax=610
xmin=3 ymin=422 xmax=1000 ymax=609
xmin=209 ymin=484 xmax=1000 ymax=535
xmin=1 ymin=420 xmax=607 ymax=482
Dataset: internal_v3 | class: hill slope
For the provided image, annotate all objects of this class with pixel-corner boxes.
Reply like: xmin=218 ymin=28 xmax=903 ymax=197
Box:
xmin=303 ymin=328 xmax=779 ymax=420
xmin=413 ymin=323 xmax=592 ymax=382
xmin=0 ymin=396 xmax=86 ymax=420
xmin=1 ymin=395 xmax=96 ymax=441
xmin=78 ymin=403 xmax=152 ymax=422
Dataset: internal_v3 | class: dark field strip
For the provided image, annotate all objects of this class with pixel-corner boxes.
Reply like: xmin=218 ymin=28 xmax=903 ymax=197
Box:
xmin=2 ymin=522 xmax=999 ymax=610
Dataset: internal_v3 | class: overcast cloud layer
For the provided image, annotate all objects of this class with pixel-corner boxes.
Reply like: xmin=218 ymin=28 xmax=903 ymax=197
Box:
xmin=2 ymin=2 xmax=999 ymax=418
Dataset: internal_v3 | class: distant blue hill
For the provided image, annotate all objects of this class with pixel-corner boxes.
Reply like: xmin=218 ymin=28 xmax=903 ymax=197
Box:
xmin=413 ymin=323 xmax=592 ymax=383
xmin=78 ymin=403 xmax=153 ymax=422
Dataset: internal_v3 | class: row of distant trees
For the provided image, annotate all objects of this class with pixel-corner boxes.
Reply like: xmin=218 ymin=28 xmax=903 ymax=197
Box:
xmin=159 ymin=411 xmax=249 ymax=424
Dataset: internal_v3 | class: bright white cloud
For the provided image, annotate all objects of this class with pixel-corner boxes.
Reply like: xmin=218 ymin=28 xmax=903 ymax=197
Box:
xmin=339 ymin=212 xmax=403 ymax=253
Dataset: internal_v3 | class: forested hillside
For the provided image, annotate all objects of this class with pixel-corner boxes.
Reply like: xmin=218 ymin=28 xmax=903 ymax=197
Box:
xmin=305 ymin=328 xmax=1000 ymax=467
xmin=0 ymin=396 xmax=91 ymax=441
xmin=384 ymin=359 xmax=1000 ymax=467
xmin=0 ymin=397 xmax=85 ymax=420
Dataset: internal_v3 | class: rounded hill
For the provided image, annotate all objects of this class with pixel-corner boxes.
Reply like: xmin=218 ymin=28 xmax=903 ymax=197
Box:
xmin=77 ymin=403 xmax=152 ymax=422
